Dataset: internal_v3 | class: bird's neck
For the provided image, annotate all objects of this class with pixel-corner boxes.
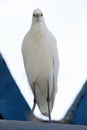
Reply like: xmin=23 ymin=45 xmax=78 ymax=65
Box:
xmin=30 ymin=20 xmax=48 ymax=35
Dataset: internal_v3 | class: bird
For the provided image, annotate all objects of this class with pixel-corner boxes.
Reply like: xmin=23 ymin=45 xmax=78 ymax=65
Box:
xmin=22 ymin=9 xmax=59 ymax=122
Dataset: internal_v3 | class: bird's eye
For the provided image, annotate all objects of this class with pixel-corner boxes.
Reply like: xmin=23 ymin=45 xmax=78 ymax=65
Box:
xmin=33 ymin=14 xmax=36 ymax=17
xmin=41 ymin=13 xmax=43 ymax=16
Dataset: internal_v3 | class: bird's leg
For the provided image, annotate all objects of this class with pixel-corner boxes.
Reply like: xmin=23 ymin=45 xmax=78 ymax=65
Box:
xmin=47 ymin=85 xmax=51 ymax=123
xmin=30 ymin=83 xmax=37 ymax=120
xmin=32 ymin=83 xmax=37 ymax=113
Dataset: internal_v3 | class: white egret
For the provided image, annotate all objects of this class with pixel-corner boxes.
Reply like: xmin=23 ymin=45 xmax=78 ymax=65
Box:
xmin=22 ymin=9 xmax=59 ymax=122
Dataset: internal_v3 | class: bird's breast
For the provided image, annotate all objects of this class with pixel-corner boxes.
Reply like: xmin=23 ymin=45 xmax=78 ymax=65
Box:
xmin=22 ymin=25 xmax=54 ymax=85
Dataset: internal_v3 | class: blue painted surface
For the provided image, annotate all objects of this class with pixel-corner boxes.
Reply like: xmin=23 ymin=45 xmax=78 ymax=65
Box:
xmin=0 ymin=120 xmax=87 ymax=130
xmin=0 ymin=54 xmax=31 ymax=120
xmin=72 ymin=81 xmax=87 ymax=125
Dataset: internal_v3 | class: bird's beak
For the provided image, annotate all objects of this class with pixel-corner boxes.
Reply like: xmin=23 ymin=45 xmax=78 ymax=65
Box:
xmin=35 ymin=14 xmax=40 ymax=18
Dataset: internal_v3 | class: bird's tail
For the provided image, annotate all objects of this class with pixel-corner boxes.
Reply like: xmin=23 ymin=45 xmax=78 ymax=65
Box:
xmin=36 ymin=84 xmax=55 ymax=117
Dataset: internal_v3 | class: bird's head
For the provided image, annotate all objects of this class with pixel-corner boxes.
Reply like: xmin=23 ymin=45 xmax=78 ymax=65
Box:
xmin=32 ymin=9 xmax=44 ymax=23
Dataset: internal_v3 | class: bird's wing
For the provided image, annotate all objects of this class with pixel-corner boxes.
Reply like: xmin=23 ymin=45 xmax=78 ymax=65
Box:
xmin=22 ymin=33 xmax=43 ymax=85
xmin=53 ymin=41 xmax=59 ymax=93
